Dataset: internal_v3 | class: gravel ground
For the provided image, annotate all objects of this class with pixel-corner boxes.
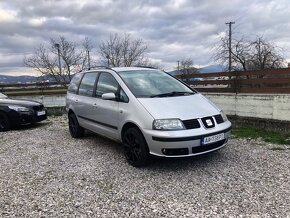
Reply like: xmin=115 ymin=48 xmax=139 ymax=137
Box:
xmin=0 ymin=115 xmax=289 ymax=217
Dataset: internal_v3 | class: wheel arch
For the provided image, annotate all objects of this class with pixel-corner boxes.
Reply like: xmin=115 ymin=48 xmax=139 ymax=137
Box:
xmin=121 ymin=122 xmax=144 ymax=142
xmin=68 ymin=109 xmax=75 ymax=116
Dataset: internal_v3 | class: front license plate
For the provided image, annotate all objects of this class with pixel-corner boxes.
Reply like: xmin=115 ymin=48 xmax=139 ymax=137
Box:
xmin=202 ymin=133 xmax=225 ymax=145
xmin=37 ymin=111 xmax=46 ymax=116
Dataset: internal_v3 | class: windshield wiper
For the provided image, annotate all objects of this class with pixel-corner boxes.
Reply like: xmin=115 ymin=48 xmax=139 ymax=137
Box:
xmin=150 ymin=91 xmax=194 ymax=98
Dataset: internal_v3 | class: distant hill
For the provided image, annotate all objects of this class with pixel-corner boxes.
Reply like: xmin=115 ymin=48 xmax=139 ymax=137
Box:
xmin=168 ymin=67 xmax=199 ymax=76
xmin=0 ymin=75 xmax=70 ymax=84
xmin=199 ymin=64 xmax=224 ymax=73
xmin=0 ymin=75 xmax=38 ymax=84
xmin=168 ymin=64 xmax=225 ymax=76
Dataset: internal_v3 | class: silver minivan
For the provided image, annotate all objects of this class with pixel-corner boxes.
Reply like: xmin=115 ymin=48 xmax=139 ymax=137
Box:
xmin=66 ymin=67 xmax=231 ymax=167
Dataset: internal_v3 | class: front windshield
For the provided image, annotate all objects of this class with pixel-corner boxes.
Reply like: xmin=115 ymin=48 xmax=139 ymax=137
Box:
xmin=0 ymin=93 xmax=8 ymax=99
xmin=118 ymin=70 xmax=195 ymax=98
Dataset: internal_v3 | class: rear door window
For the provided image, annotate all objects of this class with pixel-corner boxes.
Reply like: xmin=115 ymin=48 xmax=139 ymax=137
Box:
xmin=78 ymin=72 xmax=99 ymax=97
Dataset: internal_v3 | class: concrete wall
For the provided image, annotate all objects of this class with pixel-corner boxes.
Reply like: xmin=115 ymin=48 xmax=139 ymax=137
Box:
xmin=14 ymin=94 xmax=66 ymax=108
xmin=204 ymin=93 xmax=290 ymax=122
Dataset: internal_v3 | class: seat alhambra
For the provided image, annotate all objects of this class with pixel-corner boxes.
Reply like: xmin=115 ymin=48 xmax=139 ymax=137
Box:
xmin=66 ymin=67 xmax=231 ymax=167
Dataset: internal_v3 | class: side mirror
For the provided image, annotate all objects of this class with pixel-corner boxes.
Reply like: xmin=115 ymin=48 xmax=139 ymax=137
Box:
xmin=101 ymin=92 xmax=116 ymax=100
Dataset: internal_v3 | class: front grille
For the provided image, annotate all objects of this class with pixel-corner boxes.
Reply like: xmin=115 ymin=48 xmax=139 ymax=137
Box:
xmin=201 ymin=116 xmax=215 ymax=128
xmin=214 ymin=114 xmax=224 ymax=124
xmin=32 ymin=105 xmax=44 ymax=111
xmin=192 ymin=139 xmax=226 ymax=153
xmin=182 ymin=119 xmax=200 ymax=129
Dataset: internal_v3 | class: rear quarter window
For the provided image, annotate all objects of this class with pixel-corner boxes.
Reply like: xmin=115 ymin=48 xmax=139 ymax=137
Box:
xmin=67 ymin=73 xmax=83 ymax=94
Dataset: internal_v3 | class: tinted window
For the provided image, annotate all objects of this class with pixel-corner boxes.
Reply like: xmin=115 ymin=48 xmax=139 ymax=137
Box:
xmin=95 ymin=73 xmax=119 ymax=98
xmin=78 ymin=72 xmax=98 ymax=97
xmin=67 ymin=73 xmax=83 ymax=94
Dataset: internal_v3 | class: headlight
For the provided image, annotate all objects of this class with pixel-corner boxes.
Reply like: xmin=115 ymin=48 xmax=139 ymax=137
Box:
xmin=220 ymin=110 xmax=228 ymax=122
xmin=153 ymin=119 xmax=185 ymax=130
xmin=8 ymin=105 xmax=30 ymax=112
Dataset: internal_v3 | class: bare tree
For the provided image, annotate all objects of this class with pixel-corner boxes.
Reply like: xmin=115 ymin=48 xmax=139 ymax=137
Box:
xmin=81 ymin=37 xmax=97 ymax=70
xmin=214 ymin=36 xmax=250 ymax=71
xmin=214 ymin=35 xmax=285 ymax=72
xmin=24 ymin=36 xmax=92 ymax=86
xmin=136 ymin=57 xmax=164 ymax=70
xmin=99 ymin=33 xmax=148 ymax=67
xmin=178 ymin=58 xmax=199 ymax=81
xmin=247 ymin=37 xmax=284 ymax=70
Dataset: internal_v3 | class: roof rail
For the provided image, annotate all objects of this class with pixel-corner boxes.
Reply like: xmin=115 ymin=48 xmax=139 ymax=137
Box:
xmin=133 ymin=65 xmax=158 ymax=69
xmin=87 ymin=66 xmax=113 ymax=70
xmin=78 ymin=66 xmax=114 ymax=73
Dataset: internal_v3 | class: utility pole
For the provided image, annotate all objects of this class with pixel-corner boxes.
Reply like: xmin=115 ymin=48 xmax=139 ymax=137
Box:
xmin=54 ymin=43 xmax=62 ymax=74
xmin=177 ymin=60 xmax=180 ymax=72
xmin=87 ymin=50 xmax=91 ymax=70
xmin=225 ymin=21 xmax=235 ymax=72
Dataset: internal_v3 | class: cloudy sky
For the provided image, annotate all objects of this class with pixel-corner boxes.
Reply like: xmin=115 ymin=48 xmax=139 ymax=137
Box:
xmin=0 ymin=0 xmax=290 ymax=76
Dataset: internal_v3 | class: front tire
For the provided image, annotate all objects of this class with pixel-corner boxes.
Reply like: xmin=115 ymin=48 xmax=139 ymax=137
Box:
xmin=123 ymin=128 xmax=150 ymax=167
xmin=68 ymin=113 xmax=84 ymax=138
xmin=0 ymin=112 xmax=10 ymax=132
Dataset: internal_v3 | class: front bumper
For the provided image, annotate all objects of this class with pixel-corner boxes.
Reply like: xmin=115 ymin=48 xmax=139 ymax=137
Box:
xmin=9 ymin=109 xmax=47 ymax=126
xmin=143 ymin=122 xmax=231 ymax=157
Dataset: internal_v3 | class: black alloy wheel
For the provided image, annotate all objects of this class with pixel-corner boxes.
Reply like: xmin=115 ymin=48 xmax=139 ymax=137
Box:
xmin=0 ymin=112 xmax=10 ymax=132
xmin=68 ymin=113 xmax=84 ymax=138
xmin=123 ymin=128 xmax=150 ymax=167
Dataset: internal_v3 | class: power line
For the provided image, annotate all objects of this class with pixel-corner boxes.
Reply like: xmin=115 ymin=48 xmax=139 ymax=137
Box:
xmin=225 ymin=21 xmax=235 ymax=72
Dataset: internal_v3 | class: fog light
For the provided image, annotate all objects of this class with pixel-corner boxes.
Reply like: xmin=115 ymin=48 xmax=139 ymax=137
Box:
xmin=161 ymin=148 xmax=189 ymax=155
xmin=161 ymin=148 xmax=167 ymax=154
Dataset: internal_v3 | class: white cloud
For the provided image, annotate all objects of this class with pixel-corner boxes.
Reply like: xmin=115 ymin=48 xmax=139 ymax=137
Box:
xmin=28 ymin=17 xmax=46 ymax=26
xmin=0 ymin=9 xmax=18 ymax=22
xmin=0 ymin=0 xmax=290 ymax=75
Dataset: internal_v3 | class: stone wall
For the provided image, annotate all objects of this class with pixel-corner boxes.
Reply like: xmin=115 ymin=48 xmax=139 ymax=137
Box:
xmin=204 ymin=93 xmax=290 ymax=122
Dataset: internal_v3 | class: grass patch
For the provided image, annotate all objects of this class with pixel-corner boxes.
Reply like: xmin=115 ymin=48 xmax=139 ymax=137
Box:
xmin=232 ymin=127 xmax=290 ymax=145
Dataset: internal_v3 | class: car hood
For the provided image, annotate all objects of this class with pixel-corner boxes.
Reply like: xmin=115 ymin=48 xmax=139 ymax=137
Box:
xmin=0 ymin=98 xmax=42 ymax=107
xmin=137 ymin=93 xmax=221 ymax=120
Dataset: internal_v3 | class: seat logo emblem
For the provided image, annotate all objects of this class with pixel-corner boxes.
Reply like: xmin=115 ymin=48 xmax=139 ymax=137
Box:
xmin=206 ymin=119 xmax=213 ymax=126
